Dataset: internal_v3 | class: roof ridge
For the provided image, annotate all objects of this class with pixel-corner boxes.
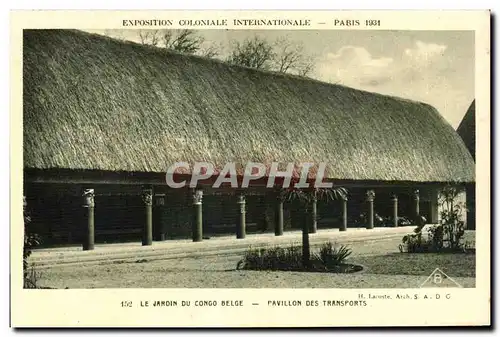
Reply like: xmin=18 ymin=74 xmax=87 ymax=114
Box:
xmin=71 ymin=29 xmax=432 ymax=108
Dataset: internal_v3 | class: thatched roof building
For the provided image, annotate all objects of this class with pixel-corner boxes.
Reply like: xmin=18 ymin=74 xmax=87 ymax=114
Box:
xmin=457 ymin=100 xmax=476 ymax=161
xmin=23 ymin=29 xmax=474 ymax=184
xmin=457 ymin=100 xmax=476 ymax=230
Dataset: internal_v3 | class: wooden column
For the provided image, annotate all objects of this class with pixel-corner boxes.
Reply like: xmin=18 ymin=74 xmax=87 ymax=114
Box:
xmin=413 ymin=189 xmax=420 ymax=218
xmin=82 ymin=188 xmax=95 ymax=251
xmin=310 ymin=194 xmax=317 ymax=234
xmin=142 ymin=187 xmax=153 ymax=246
xmin=154 ymin=194 xmax=166 ymax=241
xmin=340 ymin=196 xmax=348 ymax=232
xmin=429 ymin=188 xmax=439 ymax=224
xmin=392 ymin=194 xmax=398 ymax=227
xmin=301 ymin=202 xmax=311 ymax=267
xmin=236 ymin=194 xmax=246 ymax=239
xmin=192 ymin=189 xmax=203 ymax=242
xmin=366 ymin=190 xmax=375 ymax=229
xmin=274 ymin=194 xmax=284 ymax=236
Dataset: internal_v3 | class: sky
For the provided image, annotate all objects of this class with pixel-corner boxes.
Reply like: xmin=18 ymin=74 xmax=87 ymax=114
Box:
xmin=87 ymin=29 xmax=475 ymax=129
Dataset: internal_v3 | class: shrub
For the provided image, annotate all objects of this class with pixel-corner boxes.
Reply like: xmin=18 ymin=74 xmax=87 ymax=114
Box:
xmin=24 ymin=197 xmax=41 ymax=288
xmin=317 ymin=242 xmax=352 ymax=267
xmin=428 ymin=224 xmax=444 ymax=251
xmin=399 ymin=227 xmax=440 ymax=253
xmin=400 ymin=232 xmax=422 ymax=253
xmin=237 ymin=245 xmax=302 ymax=271
xmin=439 ymin=186 xmax=466 ymax=250
xmin=399 ymin=185 xmax=469 ymax=254
xmin=237 ymin=242 xmax=354 ymax=272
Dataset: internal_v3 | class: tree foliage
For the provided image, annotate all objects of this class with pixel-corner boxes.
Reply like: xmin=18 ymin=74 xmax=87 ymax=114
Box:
xmin=161 ymin=30 xmax=204 ymax=54
xmin=227 ymin=36 xmax=275 ymax=70
xmin=138 ymin=29 xmax=221 ymax=57
xmin=438 ymin=185 xmax=467 ymax=250
xmin=279 ymin=187 xmax=348 ymax=267
xmin=227 ymin=35 xmax=315 ymax=76
xmin=273 ymin=36 xmax=316 ymax=76
xmin=138 ymin=31 xmax=315 ymax=77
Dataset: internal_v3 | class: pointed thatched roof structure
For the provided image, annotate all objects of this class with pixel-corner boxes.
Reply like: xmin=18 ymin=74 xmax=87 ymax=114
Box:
xmin=457 ymin=100 xmax=476 ymax=161
xmin=23 ymin=29 xmax=475 ymax=183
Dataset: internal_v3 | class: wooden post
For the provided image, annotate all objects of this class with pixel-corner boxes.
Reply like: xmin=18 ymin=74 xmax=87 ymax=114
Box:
xmin=302 ymin=202 xmax=311 ymax=268
xmin=429 ymin=188 xmax=439 ymax=224
xmin=275 ymin=193 xmax=284 ymax=236
xmin=340 ymin=196 xmax=348 ymax=232
xmin=366 ymin=190 xmax=375 ymax=229
xmin=142 ymin=187 xmax=153 ymax=246
xmin=192 ymin=189 xmax=203 ymax=242
xmin=310 ymin=194 xmax=317 ymax=234
xmin=236 ymin=194 xmax=246 ymax=239
xmin=154 ymin=194 xmax=166 ymax=241
xmin=82 ymin=188 xmax=95 ymax=251
xmin=413 ymin=189 xmax=420 ymax=218
xmin=392 ymin=194 xmax=398 ymax=227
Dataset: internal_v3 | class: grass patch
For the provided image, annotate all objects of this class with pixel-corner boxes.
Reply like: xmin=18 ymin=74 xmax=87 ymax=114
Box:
xmin=353 ymin=252 xmax=475 ymax=278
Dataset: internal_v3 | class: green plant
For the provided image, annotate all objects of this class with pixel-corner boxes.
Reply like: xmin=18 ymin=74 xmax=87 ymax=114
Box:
xmin=237 ymin=245 xmax=303 ymax=271
xmin=439 ymin=185 xmax=467 ymax=250
xmin=399 ymin=186 xmax=468 ymax=254
xmin=23 ymin=197 xmax=41 ymax=288
xmin=237 ymin=242 xmax=354 ymax=272
xmin=279 ymin=187 xmax=348 ymax=267
xmin=316 ymin=242 xmax=352 ymax=267
xmin=399 ymin=218 xmax=432 ymax=253
xmin=428 ymin=224 xmax=444 ymax=251
xmin=312 ymin=187 xmax=348 ymax=202
xmin=400 ymin=231 xmax=425 ymax=253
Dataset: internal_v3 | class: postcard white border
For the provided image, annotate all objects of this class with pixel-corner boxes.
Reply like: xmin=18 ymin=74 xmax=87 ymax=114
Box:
xmin=9 ymin=9 xmax=491 ymax=327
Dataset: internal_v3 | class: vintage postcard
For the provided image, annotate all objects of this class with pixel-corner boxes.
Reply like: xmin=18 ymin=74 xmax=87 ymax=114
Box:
xmin=10 ymin=10 xmax=490 ymax=327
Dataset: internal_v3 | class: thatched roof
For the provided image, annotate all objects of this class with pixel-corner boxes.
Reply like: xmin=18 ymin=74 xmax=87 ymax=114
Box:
xmin=457 ymin=100 xmax=475 ymax=161
xmin=23 ymin=29 xmax=475 ymax=183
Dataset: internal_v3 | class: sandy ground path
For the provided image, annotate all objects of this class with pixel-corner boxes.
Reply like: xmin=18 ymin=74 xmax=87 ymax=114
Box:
xmin=30 ymin=227 xmax=417 ymax=268
xmin=34 ymin=233 xmax=476 ymax=289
